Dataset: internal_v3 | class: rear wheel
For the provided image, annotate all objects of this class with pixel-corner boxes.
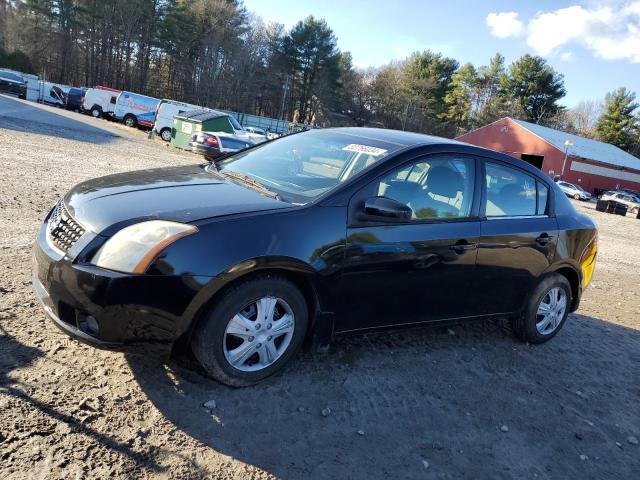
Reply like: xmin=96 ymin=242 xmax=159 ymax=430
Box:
xmin=90 ymin=106 xmax=102 ymax=118
xmin=511 ymin=273 xmax=571 ymax=344
xmin=191 ymin=275 xmax=308 ymax=387
xmin=160 ymin=128 xmax=172 ymax=142
xmin=123 ymin=114 xmax=137 ymax=128
xmin=574 ymin=193 xmax=581 ymax=200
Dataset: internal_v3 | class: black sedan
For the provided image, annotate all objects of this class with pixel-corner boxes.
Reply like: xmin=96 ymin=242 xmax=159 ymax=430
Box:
xmin=33 ymin=128 xmax=598 ymax=386
xmin=0 ymin=69 xmax=27 ymax=99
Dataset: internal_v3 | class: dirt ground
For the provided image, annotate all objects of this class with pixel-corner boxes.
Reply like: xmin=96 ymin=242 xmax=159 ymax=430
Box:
xmin=1 ymin=95 xmax=639 ymax=479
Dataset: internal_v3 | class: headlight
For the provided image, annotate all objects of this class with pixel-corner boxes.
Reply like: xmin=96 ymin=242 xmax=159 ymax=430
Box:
xmin=91 ymin=220 xmax=198 ymax=273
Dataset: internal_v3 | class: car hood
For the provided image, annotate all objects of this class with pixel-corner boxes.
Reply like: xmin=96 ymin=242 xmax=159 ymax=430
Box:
xmin=64 ymin=164 xmax=291 ymax=235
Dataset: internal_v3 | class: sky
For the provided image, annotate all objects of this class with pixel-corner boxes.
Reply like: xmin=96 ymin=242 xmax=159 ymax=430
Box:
xmin=242 ymin=0 xmax=640 ymax=107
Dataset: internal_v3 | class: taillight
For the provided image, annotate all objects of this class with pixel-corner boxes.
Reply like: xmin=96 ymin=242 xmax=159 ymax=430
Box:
xmin=579 ymin=232 xmax=597 ymax=288
xmin=205 ymin=136 xmax=219 ymax=146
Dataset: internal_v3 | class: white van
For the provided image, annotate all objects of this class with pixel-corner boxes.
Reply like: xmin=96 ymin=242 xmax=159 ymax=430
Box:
xmin=83 ymin=86 xmax=121 ymax=118
xmin=153 ymin=99 xmax=204 ymax=141
xmin=38 ymin=82 xmax=71 ymax=107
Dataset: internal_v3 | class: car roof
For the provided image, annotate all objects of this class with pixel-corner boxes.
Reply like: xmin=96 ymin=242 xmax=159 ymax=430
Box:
xmin=319 ymin=127 xmax=553 ymax=182
xmin=326 ymin=127 xmax=464 ymax=148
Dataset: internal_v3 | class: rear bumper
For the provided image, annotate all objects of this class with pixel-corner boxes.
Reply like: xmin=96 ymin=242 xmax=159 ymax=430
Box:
xmin=32 ymin=221 xmax=211 ymax=358
xmin=189 ymin=143 xmax=220 ymax=160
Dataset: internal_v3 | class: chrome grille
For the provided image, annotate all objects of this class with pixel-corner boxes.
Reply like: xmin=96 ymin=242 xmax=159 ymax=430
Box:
xmin=47 ymin=201 xmax=85 ymax=253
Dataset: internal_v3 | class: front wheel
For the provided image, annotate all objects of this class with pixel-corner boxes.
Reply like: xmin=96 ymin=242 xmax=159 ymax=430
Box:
xmin=160 ymin=128 xmax=172 ymax=142
xmin=191 ymin=275 xmax=308 ymax=387
xmin=511 ymin=273 xmax=571 ymax=344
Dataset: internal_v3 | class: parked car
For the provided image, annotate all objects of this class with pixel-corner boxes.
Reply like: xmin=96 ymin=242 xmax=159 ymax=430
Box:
xmin=556 ymin=180 xmax=592 ymax=201
xmin=619 ymin=188 xmax=640 ymax=197
xmin=113 ymin=91 xmax=160 ymax=128
xmin=244 ymin=126 xmax=266 ymax=135
xmin=39 ymin=82 xmax=70 ymax=107
xmin=33 ymin=128 xmax=598 ymax=386
xmin=65 ymin=87 xmax=87 ymax=112
xmin=601 ymin=191 xmax=640 ymax=214
xmin=153 ymin=99 xmax=204 ymax=142
xmin=0 ymin=69 xmax=27 ymax=99
xmin=242 ymin=127 xmax=268 ymax=143
xmin=189 ymin=131 xmax=255 ymax=161
xmin=83 ymin=86 xmax=121 ymax=118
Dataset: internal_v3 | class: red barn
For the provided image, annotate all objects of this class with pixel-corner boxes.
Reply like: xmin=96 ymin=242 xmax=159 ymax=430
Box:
xmin=457 ymin=117 xmax=640 ymax=193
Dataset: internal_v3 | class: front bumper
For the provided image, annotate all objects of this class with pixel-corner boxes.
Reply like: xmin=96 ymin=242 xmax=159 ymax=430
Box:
xmin=0 ymin=84 xmax=27 ymax=97
xmin=32 ymin=221 xmax=210 ymax=358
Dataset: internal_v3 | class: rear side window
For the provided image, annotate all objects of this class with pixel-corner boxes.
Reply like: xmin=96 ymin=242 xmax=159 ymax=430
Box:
xmin=219 ymin=137 xmax=252 ymax=149
xmin=485 ymin=163 xmax=536 ymax=217
xmin=110 ymin=96 xmax=117 ymax=104
xmin=537 ymin=182 xmax=549 ymax=215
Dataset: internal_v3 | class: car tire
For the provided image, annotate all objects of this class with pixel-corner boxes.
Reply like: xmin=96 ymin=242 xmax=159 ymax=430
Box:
xmin=191 ymin=274 xmax=308 ymax=387
xmin=123 ymin=114 xmax=137 ymax=128
xmin=90 ymin=106 xmax=102 ymax=118
xmin=511 ymin=273 xmax=572 ymax=344
xmin=574 ymin=193 xmax=581 ymax=200
xmin=160 ymin=128 xmax=172 ymax=142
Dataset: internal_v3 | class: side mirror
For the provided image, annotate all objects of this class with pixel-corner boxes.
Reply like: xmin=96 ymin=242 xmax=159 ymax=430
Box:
xmin=363 ymin=196 xmax=412 ymax=220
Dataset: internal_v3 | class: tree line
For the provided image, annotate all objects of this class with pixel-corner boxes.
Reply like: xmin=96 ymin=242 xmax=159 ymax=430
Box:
xmin=1 ymin=0 xmax=638 ymax=155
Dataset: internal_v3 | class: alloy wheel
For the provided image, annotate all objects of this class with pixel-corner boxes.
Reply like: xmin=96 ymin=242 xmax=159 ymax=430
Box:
xmin=535 ymin=287 xmax=567 ymax=335
xmin=161 ymin=129 xmax=172 ymax=142
xmin=223 ymin=296 xmax=295 ymax=372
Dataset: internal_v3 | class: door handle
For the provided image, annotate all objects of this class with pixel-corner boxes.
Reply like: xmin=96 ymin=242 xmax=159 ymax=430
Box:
xmin=450 ymin=240 xmax=478 ymax=254
xmin=535 ymin=233 xmax=554 ymax=246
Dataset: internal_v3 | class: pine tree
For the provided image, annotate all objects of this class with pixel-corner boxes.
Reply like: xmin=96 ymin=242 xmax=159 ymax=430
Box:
xmin=596 ymin=88 xmax=639 ymax=154
xmin=501 ymin=54 xmax=566 ymax=124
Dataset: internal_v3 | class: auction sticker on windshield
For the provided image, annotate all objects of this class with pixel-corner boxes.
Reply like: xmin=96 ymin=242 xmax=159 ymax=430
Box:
xmin=342 ymin=144 xmax=388 ymax=156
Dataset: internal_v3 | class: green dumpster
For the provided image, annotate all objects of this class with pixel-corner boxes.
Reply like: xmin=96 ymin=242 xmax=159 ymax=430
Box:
xmin=171 ymin=109 xmax=238 ymax=150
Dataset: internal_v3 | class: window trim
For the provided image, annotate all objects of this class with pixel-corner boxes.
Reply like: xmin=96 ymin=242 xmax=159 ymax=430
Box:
xmin=480 ymin=159 xmax=555 ymax=219
xmin=347 ymin=153 xmax=482 ymax=228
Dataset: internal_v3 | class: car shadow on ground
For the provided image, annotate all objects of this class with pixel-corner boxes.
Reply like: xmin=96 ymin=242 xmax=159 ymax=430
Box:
xmin=127 ymin=314 xmax=640 ymax=479
xmin=0 ymin=324 xmax=165 ymax=474
xmin=0 ymin=94 xmax=121 ymax=144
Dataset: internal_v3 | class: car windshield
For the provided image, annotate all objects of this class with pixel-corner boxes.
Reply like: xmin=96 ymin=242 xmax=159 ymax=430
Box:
xmin=0 ymin=71 xmax=24 ymax=82
xmin=214 ymin=130 xmax=402 ymax=204
xmin=574 ymin=183 xmax=586 ymax=192
xmin=228 ymin=115 xmax=242 ymax=130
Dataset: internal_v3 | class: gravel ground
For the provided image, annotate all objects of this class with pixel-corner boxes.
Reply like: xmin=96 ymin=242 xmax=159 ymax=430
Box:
xmin=1 ymin=95 xmax=639 ymax=479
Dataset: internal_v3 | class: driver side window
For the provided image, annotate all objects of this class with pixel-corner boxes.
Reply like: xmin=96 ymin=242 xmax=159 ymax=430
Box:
xmin=376 ymin=155 xmax=476 ymax=220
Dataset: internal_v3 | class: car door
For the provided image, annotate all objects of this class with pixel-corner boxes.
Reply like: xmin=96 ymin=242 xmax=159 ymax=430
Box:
xmin=474 ymin=161 xmax=558 ymax=315
xmin=336 ymin=154 xmax=482 ymax=333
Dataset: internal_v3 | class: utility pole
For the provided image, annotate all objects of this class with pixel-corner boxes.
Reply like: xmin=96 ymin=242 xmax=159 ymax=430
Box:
xmin=279 ymin=75 xmax=290 ymax=121
xmin=561 ymin=140 xmax=573 ymax=178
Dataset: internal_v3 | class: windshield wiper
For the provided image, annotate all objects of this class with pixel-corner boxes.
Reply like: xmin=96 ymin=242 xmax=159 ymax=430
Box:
xmin=221 ymin=170 xmax=282 ymax=201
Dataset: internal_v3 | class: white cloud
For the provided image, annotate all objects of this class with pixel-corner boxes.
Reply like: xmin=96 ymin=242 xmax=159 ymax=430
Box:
xmin=487 ymin=2 xmax=640 ymax=63
xmin=486 ymin=12 xmax=524 ymax=38
xmin=559 ymin=51 xmax=578 ymax=62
